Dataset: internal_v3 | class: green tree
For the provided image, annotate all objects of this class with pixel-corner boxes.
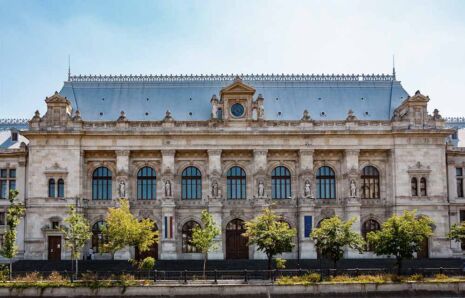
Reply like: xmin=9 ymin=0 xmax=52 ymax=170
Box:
xmin=0 ymin=190 xmax=25 ymax=280
xmin=243 ymin=208 xmax=296 ymax=270
xmin=191 ymin=210 xmax=221 ymax=277
xmin=367 ymin=210 xmax=433 ymax=275
xmin=448 ymin=221 xmax=465 ymax=247
xmin=60 ymin=205 xmax=92 ymax=279
xmin=311 ymin=216 xmax=365 ymax=270
xmin=103 ymin=198 xmax=158 ymax=259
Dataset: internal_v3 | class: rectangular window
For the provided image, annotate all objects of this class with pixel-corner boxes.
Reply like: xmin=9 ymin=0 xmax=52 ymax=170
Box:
xmin=0 ymin=170 xmax=6 ymax=178
xmin=9 ymin=169 xmax=16 ymax=179
xmin=304 ymin=216 xmax=313 ymax=238
xmin=0 ymin=180 xmax=6 ymax=199
xmin=169 ymin=216 xmax=173 ymax=239
xmin=457 ymin=168 xmax=464 ymax=198
xmin=0 ymin=212 xmax=5 ymax=226
xmin=164 ymin=216 xmax=168 ymax=239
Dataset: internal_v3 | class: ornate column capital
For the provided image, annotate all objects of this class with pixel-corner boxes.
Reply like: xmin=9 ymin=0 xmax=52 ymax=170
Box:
xmin=344 ymin=149 xmax=360 ymax=156
xmin=161 ymin=149 xmax=176 ymax=157
xmin=207 ymin=149 xmax=222 ymax=156
xmin=299 ymin=149 xmax=314 ymax=156
xmin=253 ymin=149 xmax=268 ymax=156
xmin=115 ymin=150 xmax=130 ymax=157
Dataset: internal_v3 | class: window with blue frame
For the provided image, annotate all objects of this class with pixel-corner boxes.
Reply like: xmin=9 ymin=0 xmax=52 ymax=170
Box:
xmin=48 ymin=178 xmax=56 ymax=198
xmin=57 ymin=179 xmax=65 ymax=198
xmin=271 ymin=166 xmax=291 ymax=199
xmin=181 ymin=166 xmax=202 ymax=200
xmin=316 ymin=166 xmax=336 ymax=199
xmin=227 ymin=166 xmax=246 ymax=200
xmin=304 ymin=216 xmax=313 ymax=238
xmin=137 ymin=167 xmax=156 ymax=200
xmin=92 ymin=167 xmax=112 ymax=200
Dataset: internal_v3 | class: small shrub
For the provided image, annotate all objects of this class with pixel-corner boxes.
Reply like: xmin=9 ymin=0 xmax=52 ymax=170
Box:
xmin=0 ymin=265 xmax=9 ymax=282
xmin=138 ymin=257 xmax=155 ymax=271
xmin=15 ymin=272 xmax=42 ymax=282
xmin=47 ymin=271 xmax=67 ymax=282
xmin=406 ymin=274 xmax=424 ymax=282
xmin=329 ymin=274 xmax=388 ymax=283
xmin=433 ymin=273 xmax=448 ymax=280
xmin=274 ymin=258 xmax=286 ymax=270
xmin=80 ymin=272 xmax=98 ymax=282
xmin=118 ymin=273 xmax=137 ymax=287
xmin=276 ymin=272 xmax=321 ymax=285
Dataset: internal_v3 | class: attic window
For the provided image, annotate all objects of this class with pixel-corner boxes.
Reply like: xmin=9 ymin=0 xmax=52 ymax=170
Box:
xmin=364 ymin=112 xmax=369 ymax=116
xmin=189 ymin=112 xmax=193 ymax=116
xmin=189 ymin=97 xmax=192 ymax=101
xmin=361 ymin=97 xmax=365 ymax=101
xmin=99 ymin=112 xmax=103 ymax=116
xmin=146 ymin=98 xmax=149 ymax=101
xmin=275 ymin=98 xmax=279 ymax=101
xmin=318 ymin=97 xmax=322 ymax=101
xmin=11 ymin=132 xmax=18 ymax=142
xmin=277 ymin=112 xmax=282 ymax=116
xmin=320 ymin=112 xmax=326 ymax=117
xmin=145 ymin=112 xmax=149 ymax=116
xmin=101 ymin=98 xmax=105 ymax=101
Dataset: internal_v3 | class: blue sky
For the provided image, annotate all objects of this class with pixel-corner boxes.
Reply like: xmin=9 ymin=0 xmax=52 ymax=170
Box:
xmin=1 ymin=0 xmax=465 ymax=118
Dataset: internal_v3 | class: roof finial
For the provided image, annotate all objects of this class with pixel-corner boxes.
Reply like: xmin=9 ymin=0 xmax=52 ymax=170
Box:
xmin=68 ymin=55 xmax=71 ymax=81
xmin=392 ymin=54 xmax=396 ymax=80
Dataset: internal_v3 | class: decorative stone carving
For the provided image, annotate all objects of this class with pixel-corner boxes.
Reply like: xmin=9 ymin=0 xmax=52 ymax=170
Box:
xmin=349 ymin=179 xmax=357 ymax=197
xmin=118 ymin=180 xmax=126 ymax=198
xmin=258 ymin=180 xmax=265 ymax=198
xmin=303 ymin=180 xmax=313 ymax=198
xmin=163 ymin=110 xmax=173 ymax=122
xmin=256 ymin=94 xmax=265 ymax=120
xmin=432 ymin=109 xmax=442 ymax=120
xmin=321 ymin=208 xmax=335 ymax=218
xmin=164 ymin=180 xmax=172 ymax=197
xmin=139 ymin=209 xmax=153 ymax=219
xmin=346 ymin=109 xmax=357 ymax=121
xmin=301 ymin=109 xmax=311 ymax=121
xmin=117 ymin=111 xmax=127 ymax=122
xmin=211 ymin=95 xmax=219 ymax=119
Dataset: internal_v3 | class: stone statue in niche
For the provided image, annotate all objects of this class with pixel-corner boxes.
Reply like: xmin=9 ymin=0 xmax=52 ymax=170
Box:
xmin=164 ymin=180 xmax=172 ymax=197
xmin=304 ymin=180 xmax=313 ymax=198
xmin=349 ymin=179 xmax=357 ymax=197
xmin=258 ymin=180 xmax=265 ymax=198
xmin=212 ymin=180 xmax=221 ymax=198
xmin=118 ymin=180 xmax=126 ymax=198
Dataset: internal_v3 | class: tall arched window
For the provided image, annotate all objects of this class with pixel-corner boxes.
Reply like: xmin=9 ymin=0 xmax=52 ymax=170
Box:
xmin=137 ymin=167 xmax=156 ymax=200
xmin=181 ymin=166 xmax=202 ymax=200
xmin=227 ymin=166 xmax=246 ymax=200
xmin=271 ymin=166 xmax=291 ymax=199
xmin=182 ymin=220 xmax=200 ymax=253
xmin=420 ymin=177 xmax=427 ymax=196
xmin=48 ymin=179 xmax=56 ymax=198
xmin=92 ymin=167 xmax=112 ymax=200
xmin=92 ymin=221 xmax=107 ymax=253
xmin=362 ymin=219 xmax=381 ymax=251
xmin=316 ymin=166 xmax=336 ymax=199
xmin=57 ymin=179 xmax=64 ymax=198
xmin=411 ymin=177 xmax=418 ymax=196
xmin=361 ymin=166 xmax=380 ymax=199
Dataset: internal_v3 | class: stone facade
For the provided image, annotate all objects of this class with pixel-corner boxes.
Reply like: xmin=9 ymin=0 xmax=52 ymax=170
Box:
xmin=0 ymin=75 xmax=464 ymax=261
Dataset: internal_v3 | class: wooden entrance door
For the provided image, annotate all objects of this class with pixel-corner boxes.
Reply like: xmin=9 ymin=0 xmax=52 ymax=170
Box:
xmin=48 ymin=236 xmax=61 ymax=261
xmin=226 ymin=219 xmax=248 ymax=259
xmin=135 ymin=224 xmax=158 ymax=260
xmin=417 ymin=238 xmax=429 ymax=259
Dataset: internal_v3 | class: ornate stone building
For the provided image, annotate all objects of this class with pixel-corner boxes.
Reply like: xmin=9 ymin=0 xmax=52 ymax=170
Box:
xmin=1 ymin=73 xmax=464 ymax=261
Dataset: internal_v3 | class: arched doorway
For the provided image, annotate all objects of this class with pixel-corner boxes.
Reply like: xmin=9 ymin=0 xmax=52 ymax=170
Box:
xmin=135 ymin=222 xmax=159 ymax=260
xmin=417 ymin=237 xmax=429 ymax=259
xmin=226 ymin=219 xmax=248 ymax=259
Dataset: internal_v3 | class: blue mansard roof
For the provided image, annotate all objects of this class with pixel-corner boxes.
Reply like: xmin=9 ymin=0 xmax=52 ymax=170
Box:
xmin=59 ymin=74 xmax=409 ymax=121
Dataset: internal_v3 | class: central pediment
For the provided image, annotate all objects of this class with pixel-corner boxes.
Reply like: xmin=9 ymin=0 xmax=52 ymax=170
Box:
xmin=220 ymin=77 xmax=256 ymax=97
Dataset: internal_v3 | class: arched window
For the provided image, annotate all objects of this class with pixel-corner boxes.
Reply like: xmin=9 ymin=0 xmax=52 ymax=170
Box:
xmin=182 ymin=220 xmax=200 ymax=253
xmin=271 ymin=166 xmax=291 ymax=199
xmin=361 ymin=166 xmax=380 ymax=199
xmin=411 ymin=177 xmax=418 ymax=196
xmin=420 ymin=177 xmax=427 ymax=196
xmin=181 ymin=166 xmax=202 ymax=200
xmin=227 ymin=166 xmax=246 ymax=200
xmin=92 ymin=221 xmax=107 ymax=253
xmin=137 ymin=167 xmax=156 ymax=200
xmin=279 ymin=220 xmax=293 ymax=252
xmin=48 ymin=179 xmax=56 ymax=198
xmin=362 ymin=219 xmax=381 ymax=251
xmin=316 ymin=166 xmax=336 ymax=199
xmin=92 ymin=167 xmax=112 ymax=200
xmin=57 ymin=179 xmax=64 ymax=198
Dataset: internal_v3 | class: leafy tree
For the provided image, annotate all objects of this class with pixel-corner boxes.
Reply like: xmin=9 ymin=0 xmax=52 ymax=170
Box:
xmin=191 ymin=210 xmax=221 ymax=277
xmin=60 ymin=205 xmax=92 ymax=279
xmin=448 ymin=221 xmax=465 ymax=247
xmin=311 ymin=216 xmax=365 ymax=270
xmin=367 ymin=210 xmax=433 ymax=275
xmin=243 ymin=208 xmax=296 ymax=270
xmin=0 ymin=190 xmax=25 ymax=280
xmin=103 ymin=198 xmax=158 ymax=259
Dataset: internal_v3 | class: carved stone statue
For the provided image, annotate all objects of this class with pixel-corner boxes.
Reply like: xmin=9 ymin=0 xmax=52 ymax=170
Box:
xmin=118 ymin=180 xmax=126 ymax=198
xmin=212 ymin=180 xmax=219 ymax=197
xmin=258 ymin=180 xmax=265 ymax=197
xmin=304 ymin=180 xmax=312 ymax=198
xmin=164 ymin=180 xmax=172 ymax=197
xmin=350 ymin=179 xmax=357 ymax=197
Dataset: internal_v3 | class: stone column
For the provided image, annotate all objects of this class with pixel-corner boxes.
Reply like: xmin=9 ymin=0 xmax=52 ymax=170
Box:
xmin=160 ymin=150 xmax=176 ymax=259
xmin=208 ymin=201 xmax=224 ymax=259
xmin=343 ymin=149 xmax=362 ymax=258
xmin=17 ymin=158 xmax=26 ymax=257
xmin=298 ymin=149 xmax=316 ymax=258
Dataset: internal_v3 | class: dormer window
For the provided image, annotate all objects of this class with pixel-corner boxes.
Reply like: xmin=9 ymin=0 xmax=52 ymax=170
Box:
xmin=11 ymin=132 xmax=18 ymax=142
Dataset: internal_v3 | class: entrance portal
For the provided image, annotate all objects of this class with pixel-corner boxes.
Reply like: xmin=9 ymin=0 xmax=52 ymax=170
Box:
xmin=135 ymin=223 xmax=159 ymax=260
xmin=48 ymin=236 xmax=61 ymax=261
xmin=226 ymin=219 xmax=248 ymax=259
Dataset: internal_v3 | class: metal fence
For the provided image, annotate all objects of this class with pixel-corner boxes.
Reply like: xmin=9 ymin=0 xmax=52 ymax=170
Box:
xmin=9 ymin=267 xmax=465 ymax=283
